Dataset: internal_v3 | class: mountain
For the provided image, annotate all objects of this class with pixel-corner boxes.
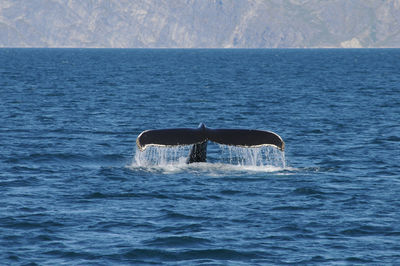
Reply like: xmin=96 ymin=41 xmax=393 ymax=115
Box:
xmin=1 ymin=0 xmax=400 ymax=48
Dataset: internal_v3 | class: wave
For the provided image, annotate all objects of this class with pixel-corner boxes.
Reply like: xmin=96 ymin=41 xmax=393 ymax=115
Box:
xmin=142 ymin=235 xmax=212 ymax=248
xmin=121 ymin=248 xmax=262 ymax=261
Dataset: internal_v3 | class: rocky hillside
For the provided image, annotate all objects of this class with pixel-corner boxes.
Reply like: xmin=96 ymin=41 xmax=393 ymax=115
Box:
xmin=1 ymin=0 xmax=400 ymax=48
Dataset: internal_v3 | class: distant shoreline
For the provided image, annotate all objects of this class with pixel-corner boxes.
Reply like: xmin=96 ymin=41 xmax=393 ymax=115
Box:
xmin=1 ymin=47 xmax=400 ymax=49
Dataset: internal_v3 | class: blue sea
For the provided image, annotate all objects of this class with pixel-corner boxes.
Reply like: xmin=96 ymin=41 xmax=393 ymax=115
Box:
xmin=1 ymin=48 xmax=400 ymax=265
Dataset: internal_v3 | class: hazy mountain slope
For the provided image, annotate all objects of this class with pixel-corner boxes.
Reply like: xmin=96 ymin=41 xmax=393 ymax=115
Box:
xmin=0 ymin=0 xmax=399 ymax=48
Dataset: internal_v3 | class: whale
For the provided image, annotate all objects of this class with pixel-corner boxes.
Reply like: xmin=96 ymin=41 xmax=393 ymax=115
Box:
xmin=136 ymin=123 xmax=284 ymax=163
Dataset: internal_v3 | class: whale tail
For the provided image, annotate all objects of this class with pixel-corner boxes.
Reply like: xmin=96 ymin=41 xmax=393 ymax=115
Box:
xmin=136 ymin=123 xmax=284 ymax=163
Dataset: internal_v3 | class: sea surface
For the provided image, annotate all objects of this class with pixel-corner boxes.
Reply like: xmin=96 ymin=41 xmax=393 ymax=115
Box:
xmin=1 ymin=48 xmax=400 ymax=265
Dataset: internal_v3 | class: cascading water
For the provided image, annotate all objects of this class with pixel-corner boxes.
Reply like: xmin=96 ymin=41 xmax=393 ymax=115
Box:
xmin=219 ymin=145 xmax=286 ymax=168
xmin=134 ymin=145 xmax=191 ymax=167
xmin=133 ymin=144 xmax=286 ymax=169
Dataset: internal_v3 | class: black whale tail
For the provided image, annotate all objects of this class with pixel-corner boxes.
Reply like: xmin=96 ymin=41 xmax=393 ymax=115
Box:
xmin=136 ymin=123 xmax=284 ymax=163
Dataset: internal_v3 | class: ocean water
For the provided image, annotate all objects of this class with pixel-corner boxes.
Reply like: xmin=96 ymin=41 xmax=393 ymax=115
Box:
xmin=1 ymin=48 xmax=399 ymax=265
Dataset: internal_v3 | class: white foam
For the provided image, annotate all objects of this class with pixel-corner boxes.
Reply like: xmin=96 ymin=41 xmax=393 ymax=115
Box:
xmin=129 ymin=144 xmax=289 ymax=175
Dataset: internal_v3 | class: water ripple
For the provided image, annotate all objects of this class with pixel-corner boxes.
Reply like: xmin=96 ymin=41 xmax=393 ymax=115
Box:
xmin=1 ymin=49 xmax=400 ymax=265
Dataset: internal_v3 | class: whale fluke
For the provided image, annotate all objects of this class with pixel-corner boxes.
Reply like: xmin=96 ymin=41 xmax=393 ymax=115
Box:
xmin=136 ymin=128 xmax=206 ymax=151
xmin=136 ymin=123 xmax=284 ymax=163
xmin=206 ymin=128 xmax=284 ymax=150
